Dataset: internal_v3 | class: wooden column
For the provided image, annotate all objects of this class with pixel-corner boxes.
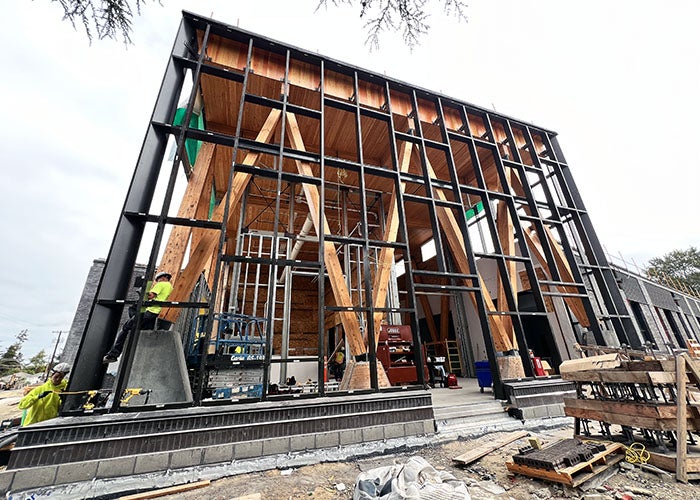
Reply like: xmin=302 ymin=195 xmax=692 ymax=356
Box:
xmin=161 ymin=109 xmax=282 ymax=322
xmin=677 ymin=354 xmax=688 ymax=483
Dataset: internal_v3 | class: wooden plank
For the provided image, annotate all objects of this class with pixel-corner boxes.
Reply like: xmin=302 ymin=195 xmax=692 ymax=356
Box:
xmin=162 ymin=109 xmax=282 ymax=322
xmin=647 ymin=451 xmax=700 ymax=474
xmin=285 ymin=112 xmax=365 ymax=356
xmin=119 ymin=480 xmax=210 ymax=500
xmin=682 ymin=353 xmax=700 ymax=386
xmin=570 ymin=455 xmax=624 ymax=488
xmin=453 ymin=430 xmax=528 ymax=465
xmin=563 ymin=406 xmax=700 ymax=432
xmin=561 ymin=369 xmax=682 ymax=385
xmin=560 ymin=354 xmax=621 ymax=375
xmin=621 ymin=359 xmax=676 ymax=372
xmin=677 ymin=354 xmax=688 ymax=483
xmin=564 ymin=397 xmax=700 ymax=420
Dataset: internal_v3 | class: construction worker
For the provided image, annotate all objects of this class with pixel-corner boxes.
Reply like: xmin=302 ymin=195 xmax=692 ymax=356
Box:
xmin=19 ymin=362 xmax=71 ymax=426
xmin=330 ymin=346 xmax=345 ymax=381
xmin=103 ymin=272 xmax=173 ymax=363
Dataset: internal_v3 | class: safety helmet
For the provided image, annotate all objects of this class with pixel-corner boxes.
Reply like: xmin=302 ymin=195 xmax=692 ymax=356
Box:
xmin=155 ymin=271 xmax=172 ymax=280
xmin=52 ymin=362 xmax=71 ymax=374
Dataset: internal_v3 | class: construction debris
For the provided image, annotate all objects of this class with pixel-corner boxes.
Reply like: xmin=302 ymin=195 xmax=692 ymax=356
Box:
xmin=354 ymin=456 xmax=470 ymax=499
xmin=506 ymin=439 xmax=624 ymax=487
xmin=118 ymin=480 xmax=210 ymax=500
xmin=452 ymin=430 xmax=529 ymax=466
xmin=561 ymin=347 xmax=700 ymax=482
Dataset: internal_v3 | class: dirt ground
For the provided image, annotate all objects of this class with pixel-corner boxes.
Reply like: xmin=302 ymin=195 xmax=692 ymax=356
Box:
xmin=0 ymin=389 xmax=23 ymax=422
xmin=158 ymin=425 xmax=699 ymax=500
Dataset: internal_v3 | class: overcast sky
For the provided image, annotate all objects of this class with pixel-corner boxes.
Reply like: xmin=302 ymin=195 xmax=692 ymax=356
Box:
xmin=1 ymin=0 xmax=698 ymax=358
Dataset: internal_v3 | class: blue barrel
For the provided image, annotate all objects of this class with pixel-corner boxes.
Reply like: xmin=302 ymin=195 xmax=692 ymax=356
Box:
xmin=474 ymin=360 xmax=492 ymax=392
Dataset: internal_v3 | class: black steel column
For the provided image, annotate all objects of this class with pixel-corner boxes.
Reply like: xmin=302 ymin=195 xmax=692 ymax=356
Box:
xmin=65 ymin=18 xmax=192 ymax=407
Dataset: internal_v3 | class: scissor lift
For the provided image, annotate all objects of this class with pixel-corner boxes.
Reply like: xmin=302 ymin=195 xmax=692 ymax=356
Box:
xmin=187 ymin=312 xmax=267 ymax=399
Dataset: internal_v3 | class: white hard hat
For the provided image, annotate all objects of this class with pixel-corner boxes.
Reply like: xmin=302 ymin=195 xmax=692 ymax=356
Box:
xmin=155 ymin=271 xmax=172 ymax=280
xmin=52 ymin=362 xmax=71 ymax=374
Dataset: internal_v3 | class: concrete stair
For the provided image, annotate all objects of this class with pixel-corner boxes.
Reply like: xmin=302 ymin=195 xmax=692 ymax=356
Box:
xmin=429 ymin=379 xmax=521 ymax=436
xmin=434 ymin=400 xmax=517 ymax=435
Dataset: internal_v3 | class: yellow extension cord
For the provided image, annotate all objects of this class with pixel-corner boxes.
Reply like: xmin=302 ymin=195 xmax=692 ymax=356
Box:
xmin=624 ymin=442 xmax=650 ymax=464
xmin=582 ymin=438 xmax=650 ymax=465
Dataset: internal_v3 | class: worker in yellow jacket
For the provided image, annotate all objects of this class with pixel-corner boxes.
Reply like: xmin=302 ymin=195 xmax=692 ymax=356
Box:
xmin=19 ymin=362 xmax=71 ymax=426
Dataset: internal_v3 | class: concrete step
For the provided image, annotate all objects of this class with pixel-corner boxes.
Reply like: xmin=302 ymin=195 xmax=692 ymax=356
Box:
xmin=435 ymin=411 xmax=513 ymax=429
xmin=436 ymin=414 xmax=521 ymax=436
xmin=433 ymin=401 xmax=505 ymax=420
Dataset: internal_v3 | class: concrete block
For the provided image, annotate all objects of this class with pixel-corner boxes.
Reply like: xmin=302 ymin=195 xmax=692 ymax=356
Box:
xmin=170 ymin=448 xmax=204 ymax=470
xmin=404 ymin=421 xmax=425 ymax=437
xmin=126 ymin=329 xmax=193 ymax=405
xmin=384 ymin=423 xmax=405 ymax=439
xmin=96 ymin=456 xmax=136 ymax=478
xmin=134 ymin=451 xmax=170 ymax=474
xmin=55 ymin=461 xmax=99 ymax=485
xmin=315 ymin=432 xmax=340 ymax=449
xmin=423 ymin=420 xmax=436 ymax=434
xmin=11 ymin=466 xmax=57 ymax=491
xmin=203 ymin=444 xmax=234 ymax=465
xmin=0 ymin=470 xmax=15 ymax=495
xmin=548 ymin=404 xmax=565 ymax=417
xmin=262 ymin=437 xmax=290 ymax=456
xmin=339 ymin=428 xmax=363 ymax=446
xmin=290 ymin=434 xmax=316 ymax=452
xmin=234 ymin=440 xmax=263 ymax=459
xmin=362 ymin=426 xmax=384 ymax=442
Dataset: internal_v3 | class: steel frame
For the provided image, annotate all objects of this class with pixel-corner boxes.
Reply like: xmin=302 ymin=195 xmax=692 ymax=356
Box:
xmin=66 ymin=11 xmax=642 ymax=410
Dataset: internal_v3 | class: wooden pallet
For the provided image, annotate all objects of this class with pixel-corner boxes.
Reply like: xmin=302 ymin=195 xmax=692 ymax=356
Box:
xmin=506 ymin=442 xmax=624 ymax=487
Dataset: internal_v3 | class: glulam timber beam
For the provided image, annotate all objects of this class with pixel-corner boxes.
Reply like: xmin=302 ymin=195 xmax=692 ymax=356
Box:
xmin=161 ymin=109 xmax=282 ymax=322
xmin=496 ymin=168 xmax=518 ymax=346
xmin=508 ymin=171 xmax=590 ymax=327
xmin=157 ymin=141 xmax=216 ymax=280
xmin=421 ymin=152 xmax=513 ymax=352
xmin=285 ymin=112 xmax=366 ymax=357
xmin=369 ymin=140 xmax=413 ymax=347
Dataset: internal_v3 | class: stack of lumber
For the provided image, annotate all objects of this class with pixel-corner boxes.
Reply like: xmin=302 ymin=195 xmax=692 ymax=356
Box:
xmin=560 ymin=350 xmax=700 ymax=482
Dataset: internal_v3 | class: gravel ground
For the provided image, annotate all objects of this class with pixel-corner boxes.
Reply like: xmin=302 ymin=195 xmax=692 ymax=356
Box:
xmin=158 ymin=425 xmax=700 ymax=500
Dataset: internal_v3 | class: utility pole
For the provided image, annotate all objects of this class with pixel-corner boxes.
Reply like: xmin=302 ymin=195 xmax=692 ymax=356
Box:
xmin=45 ymin=330 xmax=64 ymax=381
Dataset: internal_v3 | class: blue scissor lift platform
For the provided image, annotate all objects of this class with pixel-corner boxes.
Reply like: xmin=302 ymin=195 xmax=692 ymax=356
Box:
xmin=187 ymin=312 xmax=267 ymax=399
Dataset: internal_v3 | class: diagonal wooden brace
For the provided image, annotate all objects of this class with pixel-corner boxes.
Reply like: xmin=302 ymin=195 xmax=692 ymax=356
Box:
xmin=285 ymin=112 xmax=367 ymax=356
xmin=161 ymin=109 xmax=282 ymax=323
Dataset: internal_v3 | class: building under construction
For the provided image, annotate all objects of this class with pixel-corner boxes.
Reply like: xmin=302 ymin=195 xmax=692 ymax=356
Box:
xmin=63 ymin=10 xmax=700 ymax=407
xmin=4 ymin=10 xmax=700 ymax=495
